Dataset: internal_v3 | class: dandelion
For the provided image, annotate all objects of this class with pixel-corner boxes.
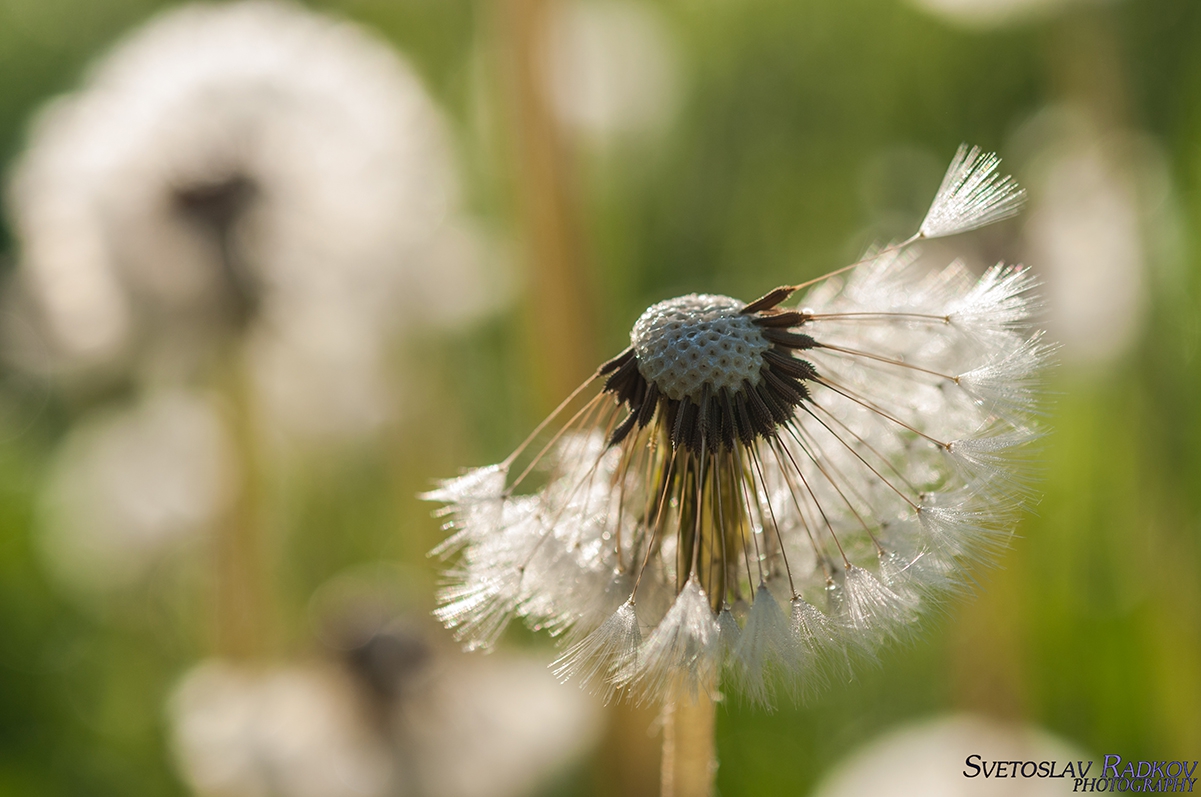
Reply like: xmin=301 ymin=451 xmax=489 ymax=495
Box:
xmin=169 ymin=660 xmax=395 ymax=797
xmin=543 ymin=0 xmax=681 ymax=143
xmin=38 ymin=390 xmax=236 ymax=595
xmin=425 ymin=145 xmax=1045 ymax=706
xmin=169 ymin=649 xmax=601 ymax=797
xmin=905 ymin=0 xmax=1088 ymax=32
xmin=5 ymin=0 xmax=501 ymax=442
xmin=1023 ymin=112 xmax=1150 ymax=366
xmin=812 ymin=714 xmax=1087 ymax=797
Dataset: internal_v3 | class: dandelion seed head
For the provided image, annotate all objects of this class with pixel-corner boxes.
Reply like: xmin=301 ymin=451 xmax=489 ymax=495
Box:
xmin=814 ymin=714 xmax=1088 ymax=797
xmin=632 ymin=294 xmax=770 ymax=402
xmin=5 ymin=0 xmax=502 ymax=443
xmin=169 ymin=661 xmax=394 ymax=797
xmin=38 ymin=391 xmax=237 ymax=596
xmin=426 ymin=145 xmax=1046 ymax=706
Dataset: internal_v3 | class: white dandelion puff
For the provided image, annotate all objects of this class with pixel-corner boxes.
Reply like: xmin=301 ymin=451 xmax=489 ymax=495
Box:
xmin=955 ymin=331 xmax=1055 ymax=419
xmin=944 ymin=427 xmax=1043 ymax=497
xmin=423 ymin=463 xmax=511 ymax=507
xmin=425 ymin=464 xmax=510 ymax=558
xmin=916 ymin=499 xmax=1016 ymax=563
xmin=946 ymin=263 xmax=1042 ymax=332
xmin=425 ymin=146 xmax=1046 ymax=705
xmin=5 ymin=0 xmax=502 ymax=443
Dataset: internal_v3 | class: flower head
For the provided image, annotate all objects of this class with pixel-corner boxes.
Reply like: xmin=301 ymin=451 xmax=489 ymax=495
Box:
xmin=5 ymin=0 xmax=500 ymax=441
xmin=170 ymin=660 xmax=395 ymax=797
xmin=38 ymin=390 xmax=236 ymax=595
xmin=426 ymin=146 xmax=1046 ymax=705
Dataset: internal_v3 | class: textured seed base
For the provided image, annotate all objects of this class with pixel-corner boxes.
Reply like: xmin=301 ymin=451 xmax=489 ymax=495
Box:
xmin=631 ymin=294 xmax=769 ymax=402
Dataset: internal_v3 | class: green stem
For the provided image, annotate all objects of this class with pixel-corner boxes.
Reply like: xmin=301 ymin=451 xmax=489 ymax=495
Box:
xmin=212 ymin=351 xmax=270 ymax=659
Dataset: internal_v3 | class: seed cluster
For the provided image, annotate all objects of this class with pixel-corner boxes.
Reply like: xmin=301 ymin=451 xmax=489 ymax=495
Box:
xmin=631 ymin=295 xmax=770 ymax=401
xmin=601 ymin=290 xmax=820 ymax=453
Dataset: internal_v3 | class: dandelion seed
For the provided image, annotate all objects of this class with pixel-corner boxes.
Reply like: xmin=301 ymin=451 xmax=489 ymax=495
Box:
xmin=918 ymin=144 xmax=1027 ymax=240
xmin=730 ymin=584 xmax=792 ymax=705
xmin=425 ymin=146 xmax=1045 ymax=705
xmin=553 ymin=600 xmax=641 ymax=703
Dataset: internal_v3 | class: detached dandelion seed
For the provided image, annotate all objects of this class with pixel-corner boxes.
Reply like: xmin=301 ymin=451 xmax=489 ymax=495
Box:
xmin=425 ymin=145 xmax=1047 ymax=707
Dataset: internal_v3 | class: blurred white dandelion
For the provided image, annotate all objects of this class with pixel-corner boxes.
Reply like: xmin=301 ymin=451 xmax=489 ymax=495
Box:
xmin=170 ymin=660 xmax=395 ymax=797
xmin=4 ymin=0 xmax=504 ymax=442
xmin=905 ymin=0 xmax=1102 ymax=31
xmin=309 ymin=567 xmax=604 ymax=797
xmin=542 ymin=0 xmax=681 ymax=144
xmin=426 ymin=146 xmax=1046 ymax=705
xmin=38 ymin=390 xmax=236 ymax=594
xmin=171 ymin=624 xmax=601 ymax=797
xmin=813 ymin=714 xmax=1088 ymax=797
xmin=1018 ymin=108 xmax=1159 ymax=367
xmin=390 ymin=652 xmax=602 ymax=797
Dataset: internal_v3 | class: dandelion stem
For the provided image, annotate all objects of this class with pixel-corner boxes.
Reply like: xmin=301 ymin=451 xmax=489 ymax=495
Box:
xmin=661 ymin=679 xmax=717 ymax=797
xmin=213 ymin=346 xmax=271 ymax=659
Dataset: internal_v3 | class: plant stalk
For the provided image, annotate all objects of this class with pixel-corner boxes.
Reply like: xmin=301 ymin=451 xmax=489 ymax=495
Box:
xmin=661 ymin=685 xmax=717 ymax=797
xmin=212 ymin=350 xmax=270 ymax=659
xmin=499 ymin=0 xmax=597 ymax=408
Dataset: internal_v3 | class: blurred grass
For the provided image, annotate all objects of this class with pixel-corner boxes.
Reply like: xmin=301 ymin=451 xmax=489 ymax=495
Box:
xmin=0 ymin=0 xmax=1199 ymax=795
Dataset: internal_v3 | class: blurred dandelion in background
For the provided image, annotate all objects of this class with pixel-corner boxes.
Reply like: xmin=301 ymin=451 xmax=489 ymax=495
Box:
xmin=812 ymin=714 xmax=1088 ymax=797
xmin=312 ymin=566 xmax=605 ymax=797
xmin=374 ymin=649 xmax=602 ymax=797
xmin=542 ymin=0 xmax=681 ymax=146
xmin=1016 ymin=106 xmax=1168 ymax=369
xmin=427 ymin=145 xmax=1045 ymax=716
xmin=905 ymin=0 xmax=1103 ymax=31
xmin=38 ymin=390 xmax=236 ymax=595
xmin=169 ymin=567 xmax=602 ymax=797
xmin=4 ymin=0 xmax=506 ymax=598
xmin=170 ymin=660 xmax=396 ymax=797
xmin=4 ymin=0 xmax=502 ymax=445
